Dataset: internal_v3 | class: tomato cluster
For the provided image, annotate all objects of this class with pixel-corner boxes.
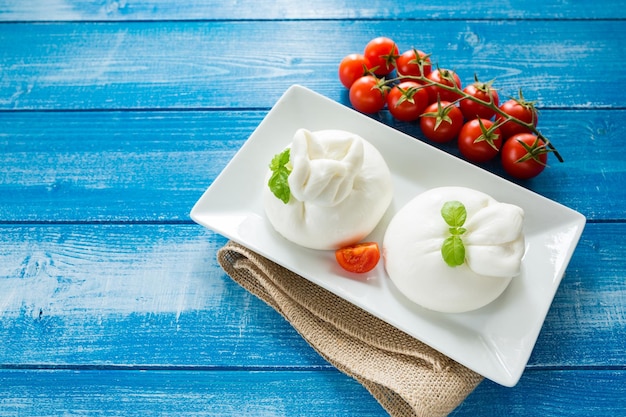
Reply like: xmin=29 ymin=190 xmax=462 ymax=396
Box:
xmin=338 ymin=37 xmax=554 ymax=179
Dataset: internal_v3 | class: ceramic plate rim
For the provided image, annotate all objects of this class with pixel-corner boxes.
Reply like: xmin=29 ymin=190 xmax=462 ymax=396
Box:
xmin=191 ymin=84 xmax=586 ymax=386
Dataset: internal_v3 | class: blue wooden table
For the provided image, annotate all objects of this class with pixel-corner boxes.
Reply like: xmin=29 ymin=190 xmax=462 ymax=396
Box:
xmin=1 ymin=1 xmax=625 ymax=415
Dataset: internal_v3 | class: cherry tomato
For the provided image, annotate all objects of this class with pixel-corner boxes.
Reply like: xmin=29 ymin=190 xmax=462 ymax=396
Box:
xmin=501 ymin=133 xmax=549 ymax=179
xmin=426 ymin=69 xmax=462 ymax=103
xmin=460 ymin=82 xmax=500 ymax=120
xmin=386 ymin=81 xmax=430 ymax=122
xmin=396 ymin=48 xmax=431 ymax=79
xmin=419 ymin=101 xmax=464 ymax=143
xmin=457 ymin=118 xmax=502 ymax=163
xmin=349 ymin=75 xmax=387 ymax=113
xmin=338 ymin=53 xmax=368 ymax=89
xmin=496 ymin=98 xmax=538 ymax=139
xmin=363 ymin=37 xmax=399 ymax=76
xmin=335 ymin=242 xmax=380 ymax=273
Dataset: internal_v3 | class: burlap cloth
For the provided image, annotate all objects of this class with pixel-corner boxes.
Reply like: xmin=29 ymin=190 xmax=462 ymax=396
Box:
xmin=217 ymin=241 xmax=483 ymax=416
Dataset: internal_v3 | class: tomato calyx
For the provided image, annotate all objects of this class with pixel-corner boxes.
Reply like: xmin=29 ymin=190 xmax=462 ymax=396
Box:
xmin=509 ymin=89 xmax=539 ymax=124
xmin=514 ymin=135 xmax=552 ymax=166
xmin=365 ymin=73 xmax=392 ymax=96
xmin=421 ymin=99 xmax=456 ymax=131
xmin=407 ymin=48 xmax=432 ymax=72
xmin=374 ymin=76 xmax=392 ymax=95
xmin=511 ymin=89 xmax=537 ymax=110
xmin=471 ymin=74 xmax=497 ymax=101
xmin=494 ymin=89 xmax=539 ymax=131
xmin=394 ymin=84 xmax=423 ymax=107
xmin=360 ymin=70 xmax=392 ymax=95
xmin=437 ymin=67 xmax=460 ymax=88
xmin=473 ymin=118 xmax=501 ymax=151
xmin=381 ymin=49 xmax=400 ymax=70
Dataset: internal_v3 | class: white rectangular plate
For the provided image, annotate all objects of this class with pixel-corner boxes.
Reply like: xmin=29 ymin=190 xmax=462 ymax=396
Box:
xmin=191 ymin=85 xmax=586 ymax=387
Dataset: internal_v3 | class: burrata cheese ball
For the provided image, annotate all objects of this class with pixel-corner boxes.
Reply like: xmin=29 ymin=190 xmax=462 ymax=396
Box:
xmin=263 ymin=128 xmax=393 ymax=250
xmin=383 ymin=186 xmax=525 ymax=313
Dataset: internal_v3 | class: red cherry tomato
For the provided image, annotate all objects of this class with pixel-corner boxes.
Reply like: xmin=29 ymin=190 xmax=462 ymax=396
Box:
xmin=386 ymin=81 xmax=430 ymax=122
xmin=460 ymin=82 xmax=500 ymax=120
xmin=349 ymin=75 xmax=387 ymax=114
xmin=457 ymin=118 xmax=502 ymax=163
xmin=396 ymin=48 xmax=431 ymax=78
xmin=426 ymin=69 xmax=462 ymax=103
xmin=420 ymin=101 xmax=464 ymax=143
xmin=363 ymin=37 xmax=399 ymax=76
xmin=338 ymin=53 xmax=368 ymax=89
xmin=335 ymin=242 xmax=381 ymax=273
xmin=496 ymin=98 xmax=538 ymax=139
xmin=501 ymin=133 xmax=549 ymax=179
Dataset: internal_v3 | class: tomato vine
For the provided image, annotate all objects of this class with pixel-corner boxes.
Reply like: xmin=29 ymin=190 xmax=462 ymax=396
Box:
xmin=338 ymin=37 xmax=564 ymax=178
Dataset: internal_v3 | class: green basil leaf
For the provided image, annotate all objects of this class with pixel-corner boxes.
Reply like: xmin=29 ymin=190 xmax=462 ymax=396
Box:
xmin=268 ymin=149 xmax=292 ymax=204
xmin=441 ymin=235 xmax=466 ymax=267
xmin=441 ymin=200 xmax=467 ymax=228
xmin=270 ymin=148 xmax=290 ymax=171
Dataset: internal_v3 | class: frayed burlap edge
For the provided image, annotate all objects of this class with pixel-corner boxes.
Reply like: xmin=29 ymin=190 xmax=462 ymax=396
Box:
xmin=217 ymin=241 xmax=483 ymax=417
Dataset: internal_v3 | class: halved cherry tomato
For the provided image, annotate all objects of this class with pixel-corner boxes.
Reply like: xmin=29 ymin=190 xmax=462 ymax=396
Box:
xmin=338 ymin=53 xmax=368 ymax=89
xmin=335 ymin=242 xmax=381 ymax=273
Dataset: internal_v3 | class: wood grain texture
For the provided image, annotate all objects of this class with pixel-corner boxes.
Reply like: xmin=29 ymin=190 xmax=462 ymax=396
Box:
xmin=1 ymin=0 xmax=625 ymax=21
xmin=1 ymin=109 xmax=625 ymax=222
xmin=0 ymin=369 xmax=624 ymax=417
xmin=0 ymin=369 xmax=387 ymax=416
xmin=0 ymin=111 xmax=252 ymax=221
xmin=455 ymin=370 xmax=626 ymax=416
xmin=1 ymin=20 xmax=623 ymax=110
xmin=1 ymin=0 xmax=624 ymax=414
xmin=0 ymin=225 xmax=325 ymax=368
xmin=0 ymin=224 xmax=623 ymax=369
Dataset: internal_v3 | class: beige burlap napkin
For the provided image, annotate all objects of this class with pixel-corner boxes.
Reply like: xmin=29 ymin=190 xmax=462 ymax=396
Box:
xmin=217 ymin=241 xmax=483 ymax=417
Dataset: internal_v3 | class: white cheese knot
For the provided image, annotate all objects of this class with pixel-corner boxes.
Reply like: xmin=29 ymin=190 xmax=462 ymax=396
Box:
xmin=383 ymin=186 xmax=525 ymax=313
xmin=464 ymin=202 xmax=525 ymax=278
xmin=263 ymin=129 xmax=393 ymax=250
xmin=288 ymin=128 xmax=364 ymax=207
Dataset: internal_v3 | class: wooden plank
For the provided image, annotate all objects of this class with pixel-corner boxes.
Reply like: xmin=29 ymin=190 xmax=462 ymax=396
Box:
xmin=0 ymin=368 xmax=624 ymax=416
xmin=1 ymin=2 xmax=622 ymax=416
xmin=528 ymin=223 xmax=626 ymax=368
xmin=0 ymin=111 xmax=252 ymax=222
xmin=455 ymin=370 xmax=626 ymax=416
xmin=0 ymin=224 xmax=326 ymax=367
xmin=1 ymin=110 xmax=624 ymax=222
xmin=0 ymin=0 xmax=623 ymax=21
xmin=0 ymin=369 xmax=387 ymax=416
xmin=0 ymin=20 xmax=623 ymax=110
xmin=0 ymin=223 xmax=624 ymax=368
